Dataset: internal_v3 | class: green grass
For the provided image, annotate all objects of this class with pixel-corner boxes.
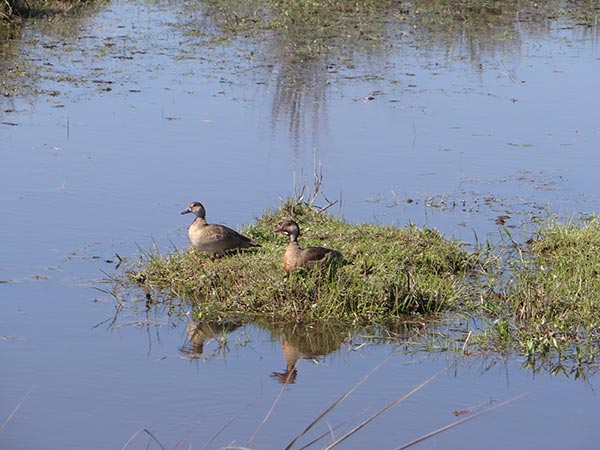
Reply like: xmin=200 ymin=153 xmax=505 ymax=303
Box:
xmin=493 ymin=217 xmax=600 ymax=359
xmin=130 ymin=200 xmax=480 ymax=324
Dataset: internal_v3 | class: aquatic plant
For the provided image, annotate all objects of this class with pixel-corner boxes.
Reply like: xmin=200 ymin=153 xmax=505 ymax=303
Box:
xmin=494 ymin=217 xmax=600 ymax=359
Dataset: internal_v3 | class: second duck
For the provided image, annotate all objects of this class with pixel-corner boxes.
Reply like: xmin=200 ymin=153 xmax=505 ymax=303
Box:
xmin=274 ymin=220 xmax=344 ymax=272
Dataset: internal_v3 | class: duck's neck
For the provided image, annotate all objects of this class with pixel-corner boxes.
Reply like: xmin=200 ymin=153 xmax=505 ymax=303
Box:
xmin=193 ymin=216 xmax=208 ymax=226
xmin=287 ymin=234 xmax=301 ymax=251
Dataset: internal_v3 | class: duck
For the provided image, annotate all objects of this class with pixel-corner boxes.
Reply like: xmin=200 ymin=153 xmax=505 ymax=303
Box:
xmin=181 ymin=201 xmax=260 ymax=258
xmin=274 ymin=220 xmax=344 ymax=272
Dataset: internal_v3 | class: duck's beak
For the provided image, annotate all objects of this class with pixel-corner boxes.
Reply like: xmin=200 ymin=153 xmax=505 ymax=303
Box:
xmin=273 ymin=227 xmax=285 ymax=233
xmin=181 ymin=209 xmax=191 ymax=215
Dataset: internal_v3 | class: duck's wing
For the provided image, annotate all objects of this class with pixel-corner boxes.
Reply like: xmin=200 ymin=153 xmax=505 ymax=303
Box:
xmin=303 ymin=246 xmax=340 ymax=263
xmin=206 ymin=224 xmax=260 ymax=248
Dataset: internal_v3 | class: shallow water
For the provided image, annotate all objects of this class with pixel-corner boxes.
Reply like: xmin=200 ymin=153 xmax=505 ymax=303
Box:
xmin=1 ymin=1 xmax=599 ymax=449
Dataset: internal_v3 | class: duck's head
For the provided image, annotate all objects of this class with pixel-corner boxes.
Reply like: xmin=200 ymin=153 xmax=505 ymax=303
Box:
xmin=274 ymin=220 xmax=300 ymax=239
xmin=181 ymin=201 xmax=206 ymax=218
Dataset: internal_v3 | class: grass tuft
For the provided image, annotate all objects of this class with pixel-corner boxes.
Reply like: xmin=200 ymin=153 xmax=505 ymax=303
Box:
xmin=489 ymin=217 xmax=600 ymax=360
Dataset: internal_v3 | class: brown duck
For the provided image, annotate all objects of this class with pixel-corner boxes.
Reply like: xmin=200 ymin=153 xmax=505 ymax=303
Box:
xmin=274 ymin=220 xmax=344 ymax=272
xmin=181 ymin=201 xmax=260 ymax=258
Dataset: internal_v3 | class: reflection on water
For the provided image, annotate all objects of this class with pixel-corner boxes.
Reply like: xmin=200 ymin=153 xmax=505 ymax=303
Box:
xmin=522 ymin=351 xmax=600 ymax=383
xmin=175 ymin=313 xmax=457 ymax=384
xmin=168 ymin=308 xmax=600 ymax=383
xmin=196 ymin=1 xmax=402 ymax=150
xmin=4 ymin=1 xmax=597 ymax=150
xmin=177 ymin=317 xmax=349 ymax=383
xmin=179 ymin=317 xmax=242 ymax=360
xmin=193 ymin=0 xmax=599 ymax=150
xmin=265 ymin=320 xmax=435 ymax=384
xmin=0 ymin=24 xmax=26 ymax=112
xmin=0 ymin=3 xmax=103 ymax=106
xmin=266 ymin=322 xmax=346 ymax=384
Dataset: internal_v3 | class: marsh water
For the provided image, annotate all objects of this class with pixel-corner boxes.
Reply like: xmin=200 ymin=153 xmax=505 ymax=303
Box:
xmin=2 ymin=1 xmax=600 ymax=449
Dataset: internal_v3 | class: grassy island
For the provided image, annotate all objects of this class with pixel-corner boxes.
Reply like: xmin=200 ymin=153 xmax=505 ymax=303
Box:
xmin=126 ymin=201 xmax=600 ymax=367
xmin=129 ymin=200 xmax=480 ymax=324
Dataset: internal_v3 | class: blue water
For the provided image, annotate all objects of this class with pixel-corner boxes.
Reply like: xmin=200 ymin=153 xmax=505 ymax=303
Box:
xmin=1 ymin=1 xmax=599 ymax=449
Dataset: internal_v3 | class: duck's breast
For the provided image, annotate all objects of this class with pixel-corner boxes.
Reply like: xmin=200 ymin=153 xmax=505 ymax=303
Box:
xmin=283 ymin=243 xmax=302 ymax=272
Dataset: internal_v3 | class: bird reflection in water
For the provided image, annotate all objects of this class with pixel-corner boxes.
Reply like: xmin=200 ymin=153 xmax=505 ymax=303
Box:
xmin=179 ymin=318 xmax=241 ymax=360
xmin=270 ymin=325 xmax=346 ymax=385
xmin=271 ymin=338 xmax=302 ymax=384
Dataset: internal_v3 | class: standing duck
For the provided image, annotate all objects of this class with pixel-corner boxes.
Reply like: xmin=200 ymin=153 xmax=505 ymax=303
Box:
xmin=274 ymin=220 xmax=344 ymax=272
xmin=181 ymin=201 xmax=260 ymax=258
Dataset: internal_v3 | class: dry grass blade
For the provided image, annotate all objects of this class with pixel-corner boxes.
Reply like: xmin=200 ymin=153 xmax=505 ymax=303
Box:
xmin=284 ymin=351 xmax=396 ymax=450
xmin=0 ymin=386 xmax=34 ymax=432
xmin=201 ymin=401 xmax=255 ymax=450
xmin=121 ymin=428 xmax=166 ymax=450
xmin=296 ymin=423 xmax=344 ymax=450
xmin=322 ymin=368 xmax=448 ymax=450
xmin=245 ymin=374 xmax=292 ymax=447
xmin=297 ymin=407 xmax=372 ymax=450
xmin=394 ymin=393 xmax=528 ymax=450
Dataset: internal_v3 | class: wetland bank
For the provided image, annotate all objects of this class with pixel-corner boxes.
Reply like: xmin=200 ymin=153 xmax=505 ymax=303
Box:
xmin=2 ymin=1 xmax=600 ymax=449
